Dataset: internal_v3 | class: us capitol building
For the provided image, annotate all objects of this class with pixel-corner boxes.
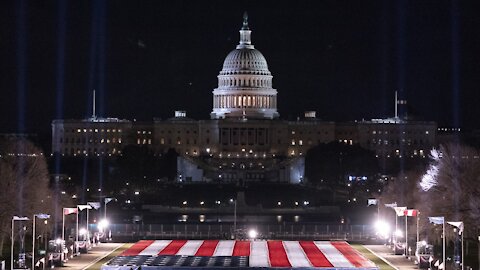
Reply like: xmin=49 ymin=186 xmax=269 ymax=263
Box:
xmin=52 ymin=15 xmax=437 ymax=183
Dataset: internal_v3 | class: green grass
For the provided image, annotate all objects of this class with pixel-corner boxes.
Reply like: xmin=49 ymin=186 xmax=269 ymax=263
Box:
xmin=351 ymin=244 xmax=396 ymax=270
xmin=84 ymin=243 xmax=133 ymax=270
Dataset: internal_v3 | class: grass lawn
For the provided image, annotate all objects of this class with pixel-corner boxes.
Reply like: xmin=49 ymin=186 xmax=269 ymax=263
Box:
xmin=351 ymin=244 xmax=396 ymax=270
xmin=85 ymin=243 xmax=133 ymax=270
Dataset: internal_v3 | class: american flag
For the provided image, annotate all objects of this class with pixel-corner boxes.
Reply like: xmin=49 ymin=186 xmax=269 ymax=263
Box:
xmin=103 ymin=240 xmax=377 ymax=269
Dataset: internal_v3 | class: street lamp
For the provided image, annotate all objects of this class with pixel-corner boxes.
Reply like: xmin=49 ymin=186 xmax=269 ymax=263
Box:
xmin=374 ymin=220 xmax=390 ymax=240
xmin=229 ymin=198 xmax=237 ymax=238
xmin=103 ymin=198 xmax=115 ymax=241
xmin=248 ymin=229 xmax=258 ymax=239
xmin=11 ymin=216 xmax=29 ymax=270
xmin=32 ymin=214 xmax=50 ymax=270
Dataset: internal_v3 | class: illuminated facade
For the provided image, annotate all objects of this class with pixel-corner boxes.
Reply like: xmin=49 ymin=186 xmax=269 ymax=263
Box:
xmin=211 ymin=14 xmax=279 ymax=120
xmin=51 ymin=15 xmax=437 ymax=183
xmin=51 ymin=118 xmax=132 ymax=156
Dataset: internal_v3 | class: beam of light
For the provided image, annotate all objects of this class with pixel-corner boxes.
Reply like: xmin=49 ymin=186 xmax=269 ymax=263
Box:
xmin=86 ymin=0 xmax=99 ymax=117
xmin=53 ymin=0 xmax=68 ymax=237
xmin=379 ymin=1 xmax=389 ymax=117
xmin=15 ymin=0 xmax=28 ymax=217
xmin=395 ymin=1 xmax=406 ymax=94
xmin=450 ymin=0 xmax=461 ymax=130
xmin=393 ymin=2 xmax=407 ymax=181
xmin=97 ymin=0 xmax=107 ymax=118
xmin=87 ymin=0 xmax=107 ymax=118
xmin=96 ymin=0 xmax=107 ymax=194
xmin=99 ymin=157 xmax=104 ymax=201
xmin=15 ymin=0 xmax=27 ymax=134
xmin=87 ymin=0 xmax=108 ymax=196
xmin=82 ymin=158 xmax=88 ymax=203
xmin=55 ymin=0 xmax=67 ymax=121
xmin=449 ymin=0 xmax=462 ymax=224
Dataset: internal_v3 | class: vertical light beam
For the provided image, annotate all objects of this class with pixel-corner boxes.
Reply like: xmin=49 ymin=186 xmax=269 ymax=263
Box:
xmin=53 ymin=0 xmax=68 ymax=236
xmin=15 ymin=0 xmax=28 ymax=216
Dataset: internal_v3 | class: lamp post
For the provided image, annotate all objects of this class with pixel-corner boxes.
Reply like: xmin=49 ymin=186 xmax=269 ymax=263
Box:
xmin=233 ymin=200 xmax=237 ymax=235
xmin=11 ymin=216 xmax=29 ymax=270
xmin=32 ymin=214 xmax=50 ymax=270
xmin=229 ymin=198 xmax=237 ymax=239
xmin=104 ymin=198 xmax=114 ymax=220
xmin=102 ymin=198 xmax=115 ymax=241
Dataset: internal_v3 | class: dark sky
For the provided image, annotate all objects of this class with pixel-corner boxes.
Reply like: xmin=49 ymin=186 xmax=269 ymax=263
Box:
xmin=1 ymin=0 xmax=480 ymax=141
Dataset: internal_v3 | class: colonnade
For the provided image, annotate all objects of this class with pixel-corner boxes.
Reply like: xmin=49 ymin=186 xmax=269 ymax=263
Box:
xmin=218 ymin=77 xmax=271 ymax=88
xmin=213 ymin=94 xmax=277 ymax=109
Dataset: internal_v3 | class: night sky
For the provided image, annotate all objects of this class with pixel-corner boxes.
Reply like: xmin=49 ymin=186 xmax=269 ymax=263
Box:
xmin=1 ymin=0 xmax=480 ymax=144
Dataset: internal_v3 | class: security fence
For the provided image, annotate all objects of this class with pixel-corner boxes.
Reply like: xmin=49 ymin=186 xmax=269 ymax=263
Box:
xmin=109 ymin=223 xmax=377 ymax=242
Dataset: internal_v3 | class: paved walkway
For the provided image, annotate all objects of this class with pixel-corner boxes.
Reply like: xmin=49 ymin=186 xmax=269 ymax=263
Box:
xmin=365 ymin=245 xmax=419 ymax=270
xmin=61 ymin=243 xmax=123 ymax=270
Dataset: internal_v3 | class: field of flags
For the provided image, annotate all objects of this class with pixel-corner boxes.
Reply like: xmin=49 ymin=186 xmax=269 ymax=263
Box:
xmin=102 ymin=240 xmax=378 ymax=270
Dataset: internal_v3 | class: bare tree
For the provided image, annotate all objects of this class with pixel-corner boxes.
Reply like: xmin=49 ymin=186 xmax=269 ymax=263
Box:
xmin=380 ymin=169 xmax=424 ymax=208
xmin=418 ymin=143 xmax=480 ymax=236
xmin=0 ymin=138 xmax=53 ymax=257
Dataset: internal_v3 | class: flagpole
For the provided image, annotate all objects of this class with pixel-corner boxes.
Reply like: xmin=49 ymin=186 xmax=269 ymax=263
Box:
xmin=405 ymin=215 xmax=408 ymax=257
xmin=11 ymin=218 xmax=14 ymax=270
xmin=76 ymin=208 xmax=79 ymax=255
xmin=395 ymin=214 xmax=398 ymax=245
xmin=461 ymin=228 xmax=464 ymax=270
xmin=86 ymin=208 xmax=90 ymax=244
xmin=416 ymin=212 xmax=419 ymax=247
xmin=62 ymin=209 xmax=65 ymax=244
xmin=377 ymin=198 xmax=380 ymax=220
xmin=443 ymin=220 xmax=445 ymax=269
xmin=32 ymin=215 xmax=36 ymax=270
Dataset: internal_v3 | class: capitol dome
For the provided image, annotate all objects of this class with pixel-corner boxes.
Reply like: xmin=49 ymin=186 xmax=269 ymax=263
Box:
xmin=211 ymin=13 xmax=279 ymax=120
xmin=220 ymin=49 xmax=270 ymax=75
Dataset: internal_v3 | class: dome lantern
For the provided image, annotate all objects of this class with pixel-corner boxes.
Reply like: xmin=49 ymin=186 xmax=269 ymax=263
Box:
xmin=238 ymin=12 xmax=253 ymax=49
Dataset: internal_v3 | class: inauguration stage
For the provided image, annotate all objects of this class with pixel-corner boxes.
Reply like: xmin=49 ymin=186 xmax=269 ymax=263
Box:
xmin=102 ymin=240 xmax=378 ymax=270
